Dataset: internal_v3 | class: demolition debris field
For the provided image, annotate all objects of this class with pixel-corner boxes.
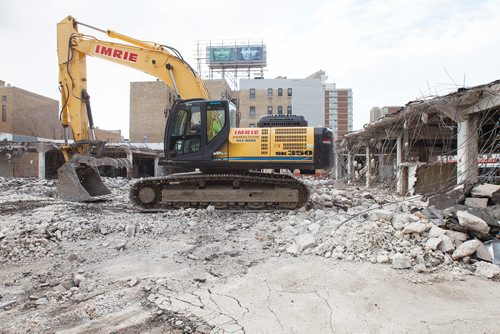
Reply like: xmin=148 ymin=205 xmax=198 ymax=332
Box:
xmin=0 ymin=177 xmax=499 ymax=333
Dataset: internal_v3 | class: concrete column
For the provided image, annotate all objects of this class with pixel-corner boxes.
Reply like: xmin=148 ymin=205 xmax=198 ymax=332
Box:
xmin=457 ymin=117 xmax=479 ymax=185
xmin=396 ymin=135 xmax=403 ymax=194
xmin=365 ymin=146 xmax=371 ymax=188
xmin=378 ymin=146 xmax=384 ymax=181
xmin=347 ymin=151 xmax=353 ymax=184
xmin=38 ymin=151 xmax=45 ymax=179
xmin=154 ymin=156 xmax=159 ymax=177
xmin=126 ymin=149 xmax=133 ymax=179
xmin=335 ymin=150 xmax=342 ymax=180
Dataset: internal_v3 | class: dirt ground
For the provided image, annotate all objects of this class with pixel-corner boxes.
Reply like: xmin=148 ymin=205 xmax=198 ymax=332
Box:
xmin=0 ymin=177 xmax=499 ymax=333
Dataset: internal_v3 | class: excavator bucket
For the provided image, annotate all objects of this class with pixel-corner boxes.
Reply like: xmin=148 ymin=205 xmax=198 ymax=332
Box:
xmin=57 ymin=162 xmax=111 ymax=202
xmin=56 ymin=155 xmax=132 ymax=202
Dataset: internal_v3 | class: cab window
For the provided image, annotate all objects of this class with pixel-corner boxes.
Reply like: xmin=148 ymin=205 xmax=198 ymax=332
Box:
xmin=207 ymin=108 xmax=225 ymax=142
xmin=170 ymin=106 xmax=201 ymax=155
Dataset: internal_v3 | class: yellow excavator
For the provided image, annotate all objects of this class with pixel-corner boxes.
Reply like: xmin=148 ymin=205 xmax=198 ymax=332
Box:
xmin=57 ymin=15 xmax=333 ymax=209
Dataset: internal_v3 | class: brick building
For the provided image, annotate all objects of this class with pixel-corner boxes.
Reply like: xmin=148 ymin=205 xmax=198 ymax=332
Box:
xmin=323 ymin=84 xmax=353 ymax=140
xmin=0 ymin=80 xmax=63 ymax=140
xmin=0 ymin=80 xmax=123 ymax=177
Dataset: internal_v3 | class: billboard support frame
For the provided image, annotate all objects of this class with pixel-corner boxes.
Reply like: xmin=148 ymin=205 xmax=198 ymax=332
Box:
xmin=195 ymin=40 xmax=267 ymax=90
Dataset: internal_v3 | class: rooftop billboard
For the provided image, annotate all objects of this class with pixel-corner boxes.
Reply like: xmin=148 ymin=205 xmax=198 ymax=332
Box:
xmin=207 ymin=45 xmax=266 ymax=68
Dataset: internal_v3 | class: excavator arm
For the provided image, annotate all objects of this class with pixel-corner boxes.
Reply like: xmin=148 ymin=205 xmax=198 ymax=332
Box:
xmin=56 ymin=15 xmax=210 ymax=201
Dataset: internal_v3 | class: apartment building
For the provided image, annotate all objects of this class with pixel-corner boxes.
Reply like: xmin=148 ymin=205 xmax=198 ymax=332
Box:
xmin=238 ymin=77 xmax=324 ymax=128
xmin=324 ymin=83 xmax=353 ymax=140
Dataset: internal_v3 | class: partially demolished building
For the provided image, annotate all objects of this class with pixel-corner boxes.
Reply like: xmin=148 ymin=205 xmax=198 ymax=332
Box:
xmin=336 ymin=80 xmax=500 ymax=194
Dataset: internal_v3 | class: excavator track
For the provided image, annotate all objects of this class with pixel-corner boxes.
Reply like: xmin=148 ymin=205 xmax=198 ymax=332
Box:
xmin=129 ymin=171 xmax=309 ymax=211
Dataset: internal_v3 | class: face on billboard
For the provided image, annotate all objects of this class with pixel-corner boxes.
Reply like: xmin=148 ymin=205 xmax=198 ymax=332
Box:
xmin=237 ymin=47 xmax=262 ymax=61
xmin=210 ymin=48 xmax=235 ymax=62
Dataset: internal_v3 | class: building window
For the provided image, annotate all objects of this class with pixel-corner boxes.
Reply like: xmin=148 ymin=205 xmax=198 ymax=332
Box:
xmin=267 ymin=106 xmax=273 ymax=115
xmin=249 ymin=106 xmax=256 ymax=117
xmin=278 ymin=88 xmax=283 ymax=96
xmin=249 ymin=123 xmax=256 ymax=128
xmin=2 ymin=105 xmax=6 ymax=122
xmin=249 ymin=88 xmax=256 ymax=99
xmin=267 ymin=88 xmax=273 ymax=97
xmin=1 ymin=96 xmax=6 ymax=102
xmin=277 ymin=106 xmax=283 ymax=115
xmin=287 ymin=88 xmax=292 ymax=96
xmin=287 ymin=106 xmax=292 ymax=115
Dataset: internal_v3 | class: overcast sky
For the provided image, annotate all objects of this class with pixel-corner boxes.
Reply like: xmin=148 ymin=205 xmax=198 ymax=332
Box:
xmin=1 ymin=0 xmax=499 ymax=138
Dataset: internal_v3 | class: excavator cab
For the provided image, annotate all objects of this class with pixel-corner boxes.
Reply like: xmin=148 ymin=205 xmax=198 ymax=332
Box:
xmin=164 ymin=99 xmax=235 ymax=168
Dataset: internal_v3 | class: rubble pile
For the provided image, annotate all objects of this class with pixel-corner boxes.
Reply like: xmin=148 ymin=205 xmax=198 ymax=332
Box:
xmin=1 ymin=176 xmax=499 ymax=332
xmin=1 ymin=177 xmax=498 ymax=280
xmin=280 ymin=179 xmax=500 ymax=279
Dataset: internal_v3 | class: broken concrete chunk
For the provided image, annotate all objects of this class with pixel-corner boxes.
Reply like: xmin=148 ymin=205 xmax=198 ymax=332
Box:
xmin=438 ymin=235 xmax=455 ymax=253
xmin=308 ymin=223 xmax=321 ymax=235
xmin=425 ymin=237 xmax=442 ymax=250
xmin=466 ymin=208 xmax=498 ymax=228
xmin=392 ymin=213 xmax=419 ymax=231
xmin=35 ymin=297 xmax=48 ymax=305
xmin=452 ymin=239 xmax=481 ymax=260
xmin=444 ymin=230 xmax=469 ymax=246
xmin=474 ymin=261 xmax=500 ymax=279
xmin=125 ymin=223 xmax=138 ymax=237
xmin=428 ymin=190 xmax=461 ymax=210
xmin=471 ymin=183 xmax=500 ymax=198
xmin=413 ymin=264 xmax=427 ymax=273
xmin=114 ymin=240 xmax=127 ymax=251
xmin=475 ymin=242 xmax=493 ymax=263
xmin=486 ymin=205 xmax=500 ymax=221
xmin=465 ymin=197 xmax=488 ymax=208
xmin=493 ymin=188 xmax=500 ymax=205
xmin=73 ymin=274 xmax=86 ymax=287
xmin=295 ymin=234 xmax=317 ymax=252
xmin=402 ymin=222 xmax=426 ymax=234
xmin=68 ymin=253 xmax=79 ymax=262
xmin=368 ymin=210 xmax=394 ymax=222
xmin=392 ymin=253 xmax=411 ymax=269
xmin=457 ymin=211 xmax=490 ymax=234
xmin=128 ymin=277 xmax=139 ymax=287
xmin=376 ymin=254 xmax=389 ymax=263
xmin=428 ymin=226 xmax=445 ymax=238
xmin=286 ymin=243 xmax=300 ymax=255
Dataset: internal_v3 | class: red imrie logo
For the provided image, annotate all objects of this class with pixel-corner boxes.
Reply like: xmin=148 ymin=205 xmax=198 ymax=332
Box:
xmin=234 ymin=129 xmax=259 ymax=135
xmin=94 ymin=45 xmax=138 ymax=62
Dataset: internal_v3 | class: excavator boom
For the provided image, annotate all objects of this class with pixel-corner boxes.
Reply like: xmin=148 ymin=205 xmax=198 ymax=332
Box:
xmin=56 ymin=15 xmax=209 ymax=201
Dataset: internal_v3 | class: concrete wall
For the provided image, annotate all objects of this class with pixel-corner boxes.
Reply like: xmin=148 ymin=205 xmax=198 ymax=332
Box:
xmin=413 ymin=163 xmax=457 ymax=195
xmin=12 ymin=152 xmax=39 ymax=177
xmin=0 ymin=157 xmax=13 ymax=177
xmin=95 ymin=128 xmax=122 ymax=143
